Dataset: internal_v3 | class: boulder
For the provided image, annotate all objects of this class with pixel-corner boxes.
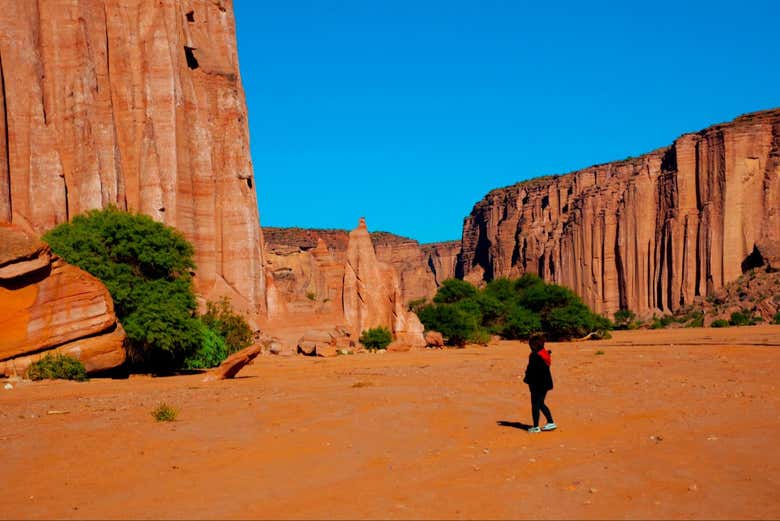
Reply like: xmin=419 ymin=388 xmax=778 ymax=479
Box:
xmin=425 ymin=331 xmax=445 ymax=348
xmin=0 ymin=225 xmax=126 ymax=376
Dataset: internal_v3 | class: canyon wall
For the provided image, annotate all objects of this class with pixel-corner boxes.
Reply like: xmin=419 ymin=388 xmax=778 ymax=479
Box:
xmin=0 ymin=0 xmax=266 ymax=314
xmin=458 ymin=109 xmax=780 ymax=317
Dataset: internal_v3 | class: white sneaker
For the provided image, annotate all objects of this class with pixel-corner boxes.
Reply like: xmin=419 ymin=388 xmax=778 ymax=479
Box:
xmin=541 ymin=422 xmax=557 ymax=431
xmin=527 ymin=426 xmax=541 ymax=433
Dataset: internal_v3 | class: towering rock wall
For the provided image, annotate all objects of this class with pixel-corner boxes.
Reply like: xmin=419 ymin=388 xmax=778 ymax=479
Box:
xmin=0 ymin=0 xmax=266 ymax=313
xmin=458 ymin=109 xmax=780 ymax=317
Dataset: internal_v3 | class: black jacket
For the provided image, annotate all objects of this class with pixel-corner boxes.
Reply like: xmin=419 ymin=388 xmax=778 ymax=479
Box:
xmin=523 ymin=351 xmax=553 ymax=391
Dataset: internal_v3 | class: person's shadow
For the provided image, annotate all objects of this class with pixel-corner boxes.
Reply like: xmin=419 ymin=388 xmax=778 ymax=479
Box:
xmin=496 ymin=420 xmax=533 ymax=430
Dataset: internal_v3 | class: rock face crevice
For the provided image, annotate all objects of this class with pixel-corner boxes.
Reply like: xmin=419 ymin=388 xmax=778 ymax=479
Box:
xmin=458 ymin=109 xmax=780 ymax=317
xmin=0 ymin=0 xmax=266 ymax=313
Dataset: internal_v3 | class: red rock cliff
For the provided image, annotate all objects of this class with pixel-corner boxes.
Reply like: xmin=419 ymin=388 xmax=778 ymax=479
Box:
xmin=0 ymin=0 xmax=266 ymax=313
xmin=458 ymin=109 xmax=780 ymax=317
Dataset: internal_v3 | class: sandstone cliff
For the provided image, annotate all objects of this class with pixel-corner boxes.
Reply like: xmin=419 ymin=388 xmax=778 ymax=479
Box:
xmin=0 ymin=224 xmax=126 ymax=376
xmin=0 ymin=0 xmax=266 ymax=314
xmin=458 ymin=109 xmax=780 ymax=317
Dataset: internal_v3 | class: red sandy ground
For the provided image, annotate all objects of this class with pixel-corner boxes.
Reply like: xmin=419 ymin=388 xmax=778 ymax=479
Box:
xmin=1 ymin=327 xmax=779 ymax=520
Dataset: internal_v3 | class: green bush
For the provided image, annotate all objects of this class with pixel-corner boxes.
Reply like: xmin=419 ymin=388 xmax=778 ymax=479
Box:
xmin=360 ymin=326 xmax=393 ymax=351
xmin=711 ymin=319 xmax=730 ymax=328
xmin=613 ymin=309 xmax=636 ymax=330
xmin=650 ymin=314 xmax=674 ymax=329
xmin=26 ymin=353 xmax=88 ymax=381
xmin=44 ymin=207 xmax=201 ymax=370
xmin=544 ymin=301 xmax=605 ymax=340
xmin=419 ymin=275 xmax=610 ymax=344
xmin=774 ymin=312 xmax=780 ymax=325
xmin=200 ymin=297 xmax=253 ymax=355
xmin=418 ymin=303 xmax=480 ymax=346
xmin=729 ymin=310 xmax=757 ymax=326
xmin=183 ymin=324 xmax=228 ymax=369
xmin=433 ymin=279 xmax=477 ymax=304
xmin=501 ymin=306 xmax=542 ymax=339
xmin=684 ymin=311 xmax=705 ymax=328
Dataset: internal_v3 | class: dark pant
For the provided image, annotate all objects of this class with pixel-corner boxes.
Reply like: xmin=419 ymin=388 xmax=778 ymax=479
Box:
xmin=530 ymin=387 xmax=553 ymax=427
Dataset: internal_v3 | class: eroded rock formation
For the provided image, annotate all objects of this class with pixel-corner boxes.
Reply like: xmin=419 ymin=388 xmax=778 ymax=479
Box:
xmin=0 ymin=224 xmax=126 ymax=376
xmin=263 ymin=227 xmax=458 ymax=309
xmin=458 ymin=109 xmax=780 ymax=317
xmin=261 ymin=219 xmax=425 ymax=348
xmin=0 ymin=0 xmax=266 ymax=314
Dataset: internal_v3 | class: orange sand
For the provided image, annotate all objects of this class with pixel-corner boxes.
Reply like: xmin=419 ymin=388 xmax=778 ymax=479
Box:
xmin=1 ymin=326 xmax=779 ymax=519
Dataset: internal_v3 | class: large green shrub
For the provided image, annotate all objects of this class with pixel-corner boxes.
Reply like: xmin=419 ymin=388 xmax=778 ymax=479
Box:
xmin=500 ymin=306 xmax=542 ymax=339
xmin=200 ymin=297 xmax=253 ymax=355
xmin=417 ymin=303 xmax=480 ymax=346
xmin=26 ymin=353 xmax=88 ymax=381
xmin=433 ymin=279 xmax=478 ymax=304
xmin=418 ymin=274 xmax=609 ymax=344
xmin=711 ymin=319 xmax=730 ymax=328
xmin=43 ymin=207 xmax=201 ymax=370
xmin=359 ymin=326 xmax=393 ymax=351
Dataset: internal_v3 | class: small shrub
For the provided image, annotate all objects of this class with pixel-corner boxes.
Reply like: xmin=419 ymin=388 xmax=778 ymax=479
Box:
xmin=151 ymin=402 xmax=177 ymax=422
xmin=306 ymin=291 xmax=316 ymax=301
xmin=650 ymin=314 xmax=674 ymax=329
xmin=711 ymin=319 xmax=730 ymax=328
xmin=595 ymin=350 xmax=605 ymax=355
xmin=26 ymin=353 xmax=88 ymax=381
xmin=359 ymin=326 xmax=393 ymax=351
xmin=773 ymin=312 xmax=780 ymax=325
xmin=200 ymin=297 xmax=253 ymax=355
xmin=729 ymin=310 xmax=754 ymax=326
xmin=613 ymin=309 xmax=636 ymax=330
xmin=351 ymin=381 xmax=373 ymax=388
xmin=684 ymin=310 xmax=704 ymax=328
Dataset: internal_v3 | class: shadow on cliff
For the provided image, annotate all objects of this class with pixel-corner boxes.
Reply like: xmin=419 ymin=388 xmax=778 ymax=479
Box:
xmin=496 ymin=420 xmax=533 ymax=430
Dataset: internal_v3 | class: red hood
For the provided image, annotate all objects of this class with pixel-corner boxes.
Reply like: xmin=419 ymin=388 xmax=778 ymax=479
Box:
xmin=537 ymin=348 xmax=551 ymax=366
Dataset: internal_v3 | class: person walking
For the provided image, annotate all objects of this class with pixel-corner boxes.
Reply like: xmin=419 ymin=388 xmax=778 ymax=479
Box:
xmin=523 ymin=333 xmax=556 ymax=433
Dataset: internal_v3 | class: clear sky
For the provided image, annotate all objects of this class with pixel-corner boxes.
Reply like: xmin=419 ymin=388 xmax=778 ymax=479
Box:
xmin=234 ymin=1 xmax=779 ymax=244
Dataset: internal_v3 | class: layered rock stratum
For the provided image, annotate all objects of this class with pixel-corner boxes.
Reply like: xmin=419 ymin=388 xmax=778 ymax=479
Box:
xmin=0 ymin=0 xmax=266 ymax=313
xmin=0 ymin=224 xmax=126 ymax=376
xmin=458 ymin=109 xmax=780 ymax=317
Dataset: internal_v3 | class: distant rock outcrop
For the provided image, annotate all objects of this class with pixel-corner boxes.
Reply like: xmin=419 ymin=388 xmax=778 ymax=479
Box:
xmin=262 ymin=219 xmax=426 ymax=349
xmin=0 ymin=224 xmax=126 ymax=376
xmin=458 ymin=109 xmax=780 ymax=317
xmin=0 ymin=0 xmax=267 ymax=314
xmin=263 ymin=227 xmax=458 ymax=309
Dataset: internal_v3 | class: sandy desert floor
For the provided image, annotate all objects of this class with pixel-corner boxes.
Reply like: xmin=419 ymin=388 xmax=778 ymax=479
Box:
xmin=1 ymin=326 xmax=779 ymax=520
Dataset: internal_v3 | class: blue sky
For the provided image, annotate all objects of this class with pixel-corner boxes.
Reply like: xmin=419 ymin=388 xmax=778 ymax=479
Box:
xmin=234 ymin=1 xmax=779 ymax=243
